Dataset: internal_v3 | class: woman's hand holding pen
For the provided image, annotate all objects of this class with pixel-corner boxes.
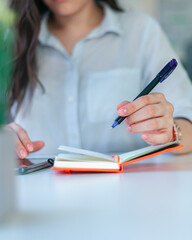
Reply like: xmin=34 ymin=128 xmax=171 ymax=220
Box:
xmin=6 ymin=123 xmax=45 ymax=159
xmin=117 ymin=93 xmax=174 ymax=146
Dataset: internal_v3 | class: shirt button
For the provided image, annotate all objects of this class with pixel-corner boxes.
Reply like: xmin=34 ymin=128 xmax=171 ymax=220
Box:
xmin=68 ymin=96 xmax=74 ymax=102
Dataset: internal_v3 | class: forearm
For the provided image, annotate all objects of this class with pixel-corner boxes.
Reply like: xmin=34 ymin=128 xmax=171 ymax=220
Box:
xmin=173 ymin=118 xmax=192 ymax=154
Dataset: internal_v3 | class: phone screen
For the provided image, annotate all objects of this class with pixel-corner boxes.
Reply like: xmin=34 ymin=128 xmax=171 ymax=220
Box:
xmin=16 ymin=158 xmax=54 ymax=175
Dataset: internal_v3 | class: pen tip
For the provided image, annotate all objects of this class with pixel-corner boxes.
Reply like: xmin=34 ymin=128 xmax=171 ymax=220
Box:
xmin=112 ymin=121 xmax=118 ymax=128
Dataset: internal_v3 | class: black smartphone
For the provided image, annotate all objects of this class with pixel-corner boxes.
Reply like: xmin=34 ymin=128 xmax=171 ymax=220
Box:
xmin=16 ymin=158 xmax=54 ymax=175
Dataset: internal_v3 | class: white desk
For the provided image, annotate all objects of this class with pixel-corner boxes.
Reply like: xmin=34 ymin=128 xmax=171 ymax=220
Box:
xmin=1 ymin=153 xmax=192 ymax=240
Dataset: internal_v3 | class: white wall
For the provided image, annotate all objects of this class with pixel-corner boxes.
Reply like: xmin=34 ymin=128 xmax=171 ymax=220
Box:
xmin=118 ymin=0 xmax=158 ymax=17
xmin=118 ymin=0 xmax=192 ymax=78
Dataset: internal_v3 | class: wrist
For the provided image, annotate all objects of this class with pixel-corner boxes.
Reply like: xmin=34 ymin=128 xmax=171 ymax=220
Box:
xmin=172 ymin=120 xmax=182 ymax=144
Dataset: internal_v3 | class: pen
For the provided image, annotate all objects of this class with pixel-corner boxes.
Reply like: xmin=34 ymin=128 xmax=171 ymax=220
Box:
xmin=112 ymin=59 xmax=178 ymax=128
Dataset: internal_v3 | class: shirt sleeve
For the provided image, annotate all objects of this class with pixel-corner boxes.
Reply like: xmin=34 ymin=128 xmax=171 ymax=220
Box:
xmin=141 ymin=16 xmax=192 ymax=122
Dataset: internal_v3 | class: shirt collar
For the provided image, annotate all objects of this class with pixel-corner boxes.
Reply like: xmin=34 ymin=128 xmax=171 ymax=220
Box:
xmin=38 ymin=12 xmax=51 ymax=46
xmin=38 ymin=12 xmax=66 ymax=54
xmin=87 ymin=3 xmax=124 ymax=39
xmin=38 ymin=3 xmax=123 ymax=46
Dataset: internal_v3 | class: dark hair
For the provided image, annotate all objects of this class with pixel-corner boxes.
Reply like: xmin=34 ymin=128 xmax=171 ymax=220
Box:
xmin=9 ymin=0 xmax=122 ymax=114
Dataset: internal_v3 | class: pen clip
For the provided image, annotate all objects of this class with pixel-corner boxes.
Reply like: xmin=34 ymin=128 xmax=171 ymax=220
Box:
xmin=159 ymin=68 xmax=175 ymax=82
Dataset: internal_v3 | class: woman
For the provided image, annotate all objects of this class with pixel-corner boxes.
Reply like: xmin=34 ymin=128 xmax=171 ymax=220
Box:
xmin=8 ymin=0 xmax=192 ymax=158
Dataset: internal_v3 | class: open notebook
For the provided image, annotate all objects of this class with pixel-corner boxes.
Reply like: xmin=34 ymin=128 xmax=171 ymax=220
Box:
xmin=51 ymin=141 xmax=182 ymax=173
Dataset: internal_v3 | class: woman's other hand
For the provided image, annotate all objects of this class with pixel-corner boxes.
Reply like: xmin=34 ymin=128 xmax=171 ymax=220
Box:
xmin=117 ymin=93 xmax=174 ymax=145
xmin=6 ymin=123 xmax=45 ymax=159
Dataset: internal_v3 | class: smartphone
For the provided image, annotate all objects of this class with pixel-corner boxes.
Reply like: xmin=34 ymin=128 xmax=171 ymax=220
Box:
xmin=16 ymin=158 xmax=54 ymax=175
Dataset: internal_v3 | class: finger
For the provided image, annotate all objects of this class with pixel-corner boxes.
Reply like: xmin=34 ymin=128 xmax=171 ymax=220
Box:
xmin=9 ymin=123 xmax=34 ymax=152
xmin=8 ymin=124 xmax=28 ymax=159
xmin=116 ymin=101 xmax=130 ymax=111
xmin=16 ymin=141 xmax=45 ymax=158
xmin=118 ymin=93 xmax=166 ymax=117
xmin=124 ymin=103 xmax=165 ymax=126
xmin=15 ymin=137 xmax=28 ymax=159
xmin=142 ymin=132 xmax=173 ymax=145
xmin=126 ymin=117 xmax=172 ymax=133
xmin=32 ymin=141 xmax=45 ymax=152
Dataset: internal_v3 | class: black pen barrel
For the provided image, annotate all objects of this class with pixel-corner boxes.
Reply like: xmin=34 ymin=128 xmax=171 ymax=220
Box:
xmin=133 ymin=76 xmax=161 ymax=101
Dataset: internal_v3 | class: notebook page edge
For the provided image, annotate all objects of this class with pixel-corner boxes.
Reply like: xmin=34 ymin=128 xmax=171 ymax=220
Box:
xmin=58 ymin=145 xmax=114 ymax=162
xmin=119 ymin=141 xmax=179 ymax=164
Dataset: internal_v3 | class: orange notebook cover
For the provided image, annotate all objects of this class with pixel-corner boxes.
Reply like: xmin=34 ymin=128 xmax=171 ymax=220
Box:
xmin=51 ymin=141 xmax=182 ymax=173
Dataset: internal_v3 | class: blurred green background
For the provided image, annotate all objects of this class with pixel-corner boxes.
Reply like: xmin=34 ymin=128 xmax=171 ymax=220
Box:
xmin=0 ymin=1 xmax=15 ymax=126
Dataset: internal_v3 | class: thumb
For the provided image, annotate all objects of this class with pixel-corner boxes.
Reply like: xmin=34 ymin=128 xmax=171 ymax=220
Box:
xmin=116 ymin=101 xmax=130 ymax=111
xmin=31 ymin=141 xmax=45 ymax=153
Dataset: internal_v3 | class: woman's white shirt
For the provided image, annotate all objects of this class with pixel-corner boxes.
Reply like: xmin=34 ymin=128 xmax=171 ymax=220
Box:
xmin=13 ymin=4 xmax=192 ymax=156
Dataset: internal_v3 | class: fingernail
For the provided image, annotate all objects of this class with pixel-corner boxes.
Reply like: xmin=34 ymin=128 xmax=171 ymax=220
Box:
xmin=27 ymin=144 xmax=33 ymax=152
xmin=127 ymin=126 xmax=132 ymax=132
xmin=118 ymin=107 xmax=128 ymax=115
xmin=20 ymin=150 xmax=26 ymax=159
xmin=142 ymin=134 xmax=148 ymax=140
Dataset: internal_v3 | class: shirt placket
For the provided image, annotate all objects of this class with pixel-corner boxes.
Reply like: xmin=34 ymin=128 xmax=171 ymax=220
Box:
xmin=64 ymin=41 xmax=84 ymax=148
